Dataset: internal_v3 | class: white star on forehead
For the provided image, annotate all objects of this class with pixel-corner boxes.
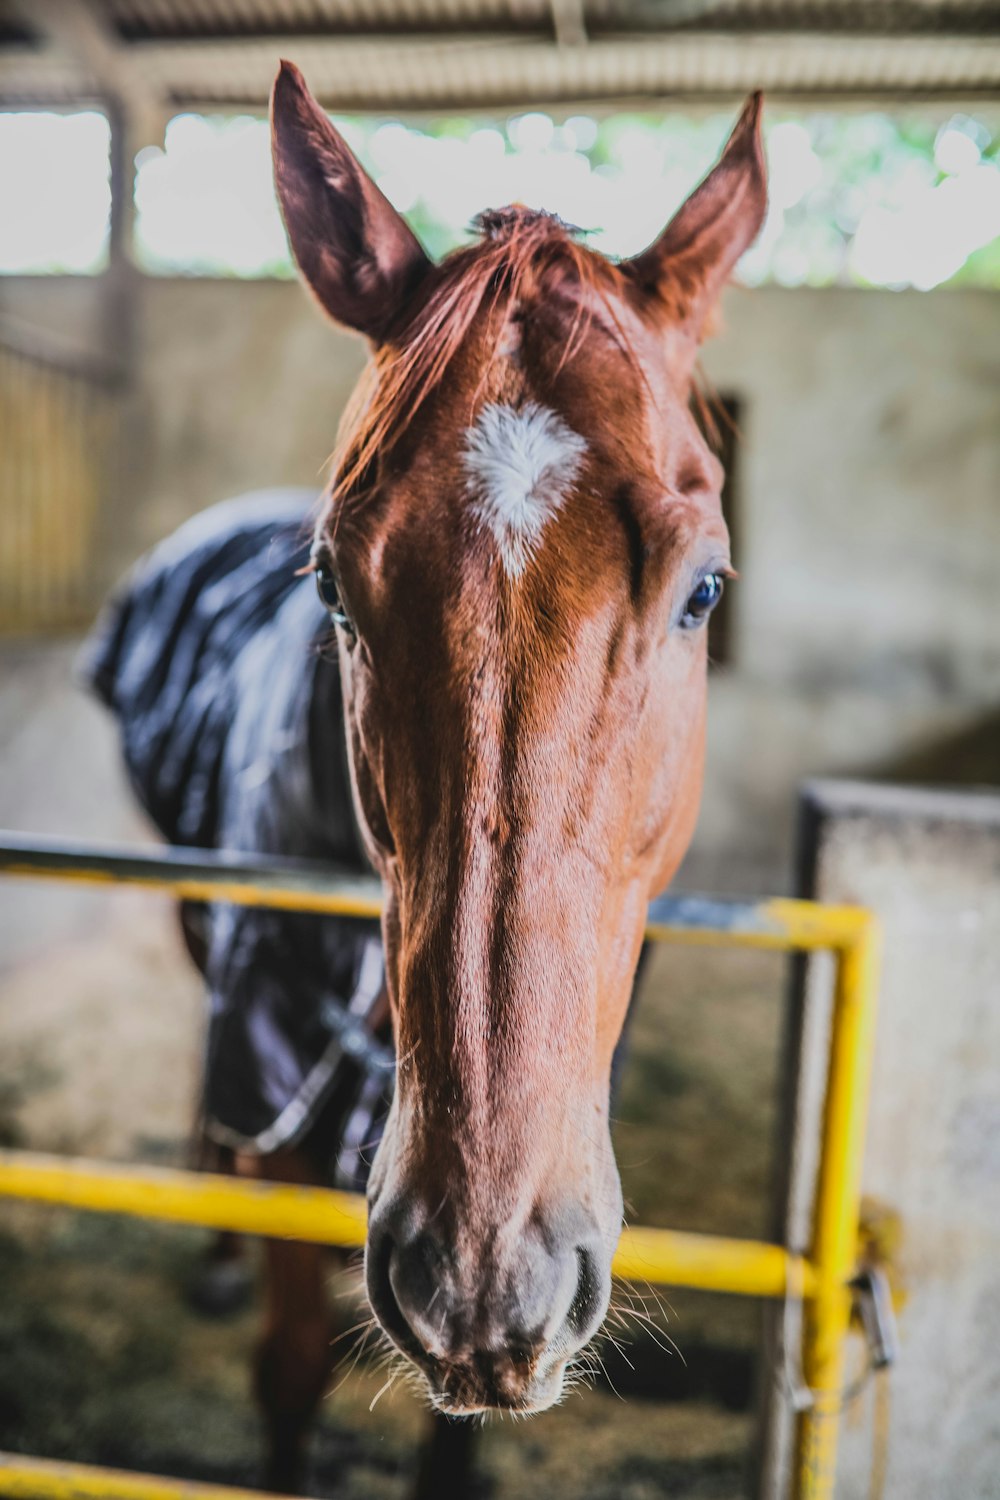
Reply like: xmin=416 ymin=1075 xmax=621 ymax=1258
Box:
xmin=462 ymin=401 xmax=588 ymax=576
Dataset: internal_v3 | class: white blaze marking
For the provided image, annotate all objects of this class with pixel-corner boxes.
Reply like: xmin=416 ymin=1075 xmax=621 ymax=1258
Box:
xmin=462 ymin=401 xmax=587 ymax=576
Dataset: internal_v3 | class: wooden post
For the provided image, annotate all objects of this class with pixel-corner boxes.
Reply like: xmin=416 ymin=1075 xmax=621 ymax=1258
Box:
xmin=104 ymin=92 xmax=136 ymax=376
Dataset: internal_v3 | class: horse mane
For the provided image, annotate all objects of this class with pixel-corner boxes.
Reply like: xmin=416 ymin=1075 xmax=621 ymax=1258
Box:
xmin=326 ymin=207 xmax=624 ymax=514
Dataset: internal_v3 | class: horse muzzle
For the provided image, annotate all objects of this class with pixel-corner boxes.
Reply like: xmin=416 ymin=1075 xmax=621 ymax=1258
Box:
xmin=364 ymin=1202 xmax=613 ymax=1414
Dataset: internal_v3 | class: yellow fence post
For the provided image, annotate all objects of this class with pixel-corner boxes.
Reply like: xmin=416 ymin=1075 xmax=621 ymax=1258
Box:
xmin=796 ymin=917 xmax=882 ymax=1500
xmin=0 ymin=837 xmax=884 ymax=1500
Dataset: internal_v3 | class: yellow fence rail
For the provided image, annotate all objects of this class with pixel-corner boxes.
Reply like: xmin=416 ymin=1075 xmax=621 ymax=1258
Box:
xmin=0 ymin=833 xmax=881 ymax=1500
xmin=0 ymin=1452 xmax=292 ymax=1500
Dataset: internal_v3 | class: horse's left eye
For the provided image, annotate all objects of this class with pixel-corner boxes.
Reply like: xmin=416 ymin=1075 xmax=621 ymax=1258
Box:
xmin=315 ymin=563 xmax=354 ymax=633
xmin=681 ymin=571 xmax=724 ymax=628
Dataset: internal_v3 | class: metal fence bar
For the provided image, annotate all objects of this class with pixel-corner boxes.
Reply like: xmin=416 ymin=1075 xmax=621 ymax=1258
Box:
xmin=0 ymin=832 xmax=870 ymax=950
xmin=0 ymin=833 xmax=384 ymax=921
xmin=0 ymin=1149 xmax=816 ymax=1301
xmin=0 ymin=1450 xmax=294 ymax=1500
xmin=0 ymin=835 xmax=881 ymax=1500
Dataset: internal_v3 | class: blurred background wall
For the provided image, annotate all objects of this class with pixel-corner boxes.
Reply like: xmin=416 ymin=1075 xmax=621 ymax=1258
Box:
xmin=3 ymin=271 xmax=998 ymax=890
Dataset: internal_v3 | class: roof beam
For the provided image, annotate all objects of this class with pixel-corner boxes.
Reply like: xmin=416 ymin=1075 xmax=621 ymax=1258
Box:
xmin=121 ymin=31 xmax=1000 ymax=109
xmin=3 ymin=28 xmax=1000 ymax=112
xmin=551 ymin=0 xmax=589 ymax=47
xmin=14 ymin=0 xmax=160 ymax=127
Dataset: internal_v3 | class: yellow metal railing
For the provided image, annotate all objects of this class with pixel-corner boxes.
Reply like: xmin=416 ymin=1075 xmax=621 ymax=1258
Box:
xmin=0 ymin=1453 xmax=292 ymax=1500
xmin=0 ymin=833 xmax=881 ymax=1500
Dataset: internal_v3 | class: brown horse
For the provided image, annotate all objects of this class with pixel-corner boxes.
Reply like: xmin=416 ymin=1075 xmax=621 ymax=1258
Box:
xmin=93 ymin=60 xmax=766 ymax=1491
xmin=268 ymin=58 xmax=766 ymax=1435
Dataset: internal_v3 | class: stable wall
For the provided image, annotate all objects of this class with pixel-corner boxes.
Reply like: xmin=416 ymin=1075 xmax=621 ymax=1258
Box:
xmin=3 ymin=274 xmax=998 ymax=891
xmin=760 ymin=780 xmax=1000 ymax=1499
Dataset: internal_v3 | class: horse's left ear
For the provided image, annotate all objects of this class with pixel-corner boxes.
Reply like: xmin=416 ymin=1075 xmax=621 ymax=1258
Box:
xmin=271 ymin=60 xmax=432 ymax=342
xmin=624 ymin=93 xmax=767 ymax=342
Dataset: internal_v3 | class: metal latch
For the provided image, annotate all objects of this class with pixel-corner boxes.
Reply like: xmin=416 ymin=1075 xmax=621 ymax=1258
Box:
xmin=850 ymin=1266 xmax=899 ymax=1370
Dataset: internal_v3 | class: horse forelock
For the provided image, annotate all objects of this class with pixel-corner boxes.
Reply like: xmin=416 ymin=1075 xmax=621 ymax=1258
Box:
xmin=323 ymin=207 xmax=636 ymax=521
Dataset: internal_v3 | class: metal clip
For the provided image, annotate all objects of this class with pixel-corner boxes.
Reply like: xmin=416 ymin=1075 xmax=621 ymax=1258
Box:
xmin=850 ymin=1266 xmax=899 ymax=1371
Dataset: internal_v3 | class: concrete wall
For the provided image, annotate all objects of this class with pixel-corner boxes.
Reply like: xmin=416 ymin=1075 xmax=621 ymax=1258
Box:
xmin=2 ymin=273 xmax=999 ymax=891
xmin=700 ymin=288 xmax=1000 ymax=889
xmin=762 ymin=780 xmax=1000 ymax=1499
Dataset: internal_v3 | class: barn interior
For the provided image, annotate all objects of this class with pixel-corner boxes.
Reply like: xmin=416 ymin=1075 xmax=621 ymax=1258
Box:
xmin=1 ymin=3 xmax=999 ymax=1498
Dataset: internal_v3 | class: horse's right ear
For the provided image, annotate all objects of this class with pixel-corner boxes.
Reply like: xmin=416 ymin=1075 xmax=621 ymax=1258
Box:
xmin=271 ymin=61 xmax=432 ymax=342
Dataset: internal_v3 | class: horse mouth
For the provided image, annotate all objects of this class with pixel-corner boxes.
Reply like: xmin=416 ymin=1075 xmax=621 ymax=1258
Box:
xmin=370 ymin=1314 xmax=569 ymax=1417
xmin=365 ymin=1232 xmax=569 ymax=1414
xmin=423 ymin=1356 xmax=567 ymax=1418
xmin=365 ymin=1310 xmax=571 ymax=1417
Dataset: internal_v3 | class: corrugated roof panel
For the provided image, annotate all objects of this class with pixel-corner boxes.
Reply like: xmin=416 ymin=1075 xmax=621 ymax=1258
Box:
xmin=3 ymin=0 xmax=1000 ymax=108
xmin=127 ymin=31 xmax=1000 ymax=105
xmin=104 ymin=0 xmax=1000 ymax=38
xmin=108 ymin=0 xmax=553 ymax=37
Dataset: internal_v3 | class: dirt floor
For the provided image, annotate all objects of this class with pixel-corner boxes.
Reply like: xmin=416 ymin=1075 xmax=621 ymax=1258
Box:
xmin=0 ymin=640 xmax=791 ymax=1499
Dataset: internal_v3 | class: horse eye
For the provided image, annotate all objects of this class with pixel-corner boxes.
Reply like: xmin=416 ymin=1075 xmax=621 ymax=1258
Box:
xmin=681 ymin=571 xmax=724 ymax=628
xmin=314 ymin=563 xmax=354 ymax=633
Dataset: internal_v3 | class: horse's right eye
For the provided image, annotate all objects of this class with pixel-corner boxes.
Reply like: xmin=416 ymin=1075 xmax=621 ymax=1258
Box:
xmin=680 ymin=571 xmax=724 ymax=629
xmin=315 ymin=564 xmax=354 ymax=633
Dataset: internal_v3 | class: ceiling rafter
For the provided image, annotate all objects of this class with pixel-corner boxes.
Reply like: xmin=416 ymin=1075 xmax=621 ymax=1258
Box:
xmin=13 ymin=0 xmax=154 ymax=114
xmin=2 ymin=0 xmax=999 ymax=110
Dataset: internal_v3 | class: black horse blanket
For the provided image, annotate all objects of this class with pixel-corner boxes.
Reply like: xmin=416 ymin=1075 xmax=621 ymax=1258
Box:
xmin=84 ymin=491 xmax=393 ymax=1189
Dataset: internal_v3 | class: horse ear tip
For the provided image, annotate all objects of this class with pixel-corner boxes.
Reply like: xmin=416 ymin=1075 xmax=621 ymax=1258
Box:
xmin=723 ymin=92 xmax=765 ymax=175
xmin=274 ymin=59 xmax=306 ymax=98
xmin=748 ymin=93 xmax=766 ymax=143
xmin=735 ymin=92 xmax=764 ymax=140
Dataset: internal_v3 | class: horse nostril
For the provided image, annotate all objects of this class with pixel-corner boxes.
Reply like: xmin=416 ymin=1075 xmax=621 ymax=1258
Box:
xmin=367 ymin=1224 xmax=455 ymax=1366
xmin=566 ymin=1243 xmax=609 ymax=1343
xmin=366 ymin=1226 xmax=430 ymax=1364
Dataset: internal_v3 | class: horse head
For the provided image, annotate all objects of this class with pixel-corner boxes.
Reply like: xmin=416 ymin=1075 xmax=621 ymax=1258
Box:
xmin=271 ymin=61 xmax=766 ymax=1416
